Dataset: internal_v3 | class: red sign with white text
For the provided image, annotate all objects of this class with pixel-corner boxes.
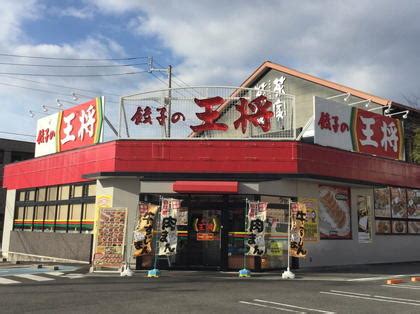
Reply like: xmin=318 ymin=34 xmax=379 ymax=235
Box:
xmin=58 ymin=97 xmax=104 ymax=152
xmin=352 ymin=109 xmax=404 ymax=160
xmin=34 ymin=97 xmax=104 ymax=157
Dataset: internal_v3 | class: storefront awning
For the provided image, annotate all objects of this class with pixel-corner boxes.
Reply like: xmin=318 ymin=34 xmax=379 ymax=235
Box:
xmin=173 ymin=181 xmax=239 ymax=193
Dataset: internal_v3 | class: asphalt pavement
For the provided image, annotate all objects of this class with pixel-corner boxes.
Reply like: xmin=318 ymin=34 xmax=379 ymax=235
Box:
xmin=1 ymin=262 xmax=420 ymax=313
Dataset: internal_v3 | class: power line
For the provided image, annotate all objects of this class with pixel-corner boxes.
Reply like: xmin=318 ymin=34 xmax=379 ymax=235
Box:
xmin=0 ymin=81 xmax=72 ymax=97
xmin=0 ymin=53 xmax=148 ymax=61
xmin=0 ymin=62 xmax=148 ymax=68
xmin=0 ymin=70 xmax=149 ymax=77
xmin=1 ymin=75 xmax=122 ymax=97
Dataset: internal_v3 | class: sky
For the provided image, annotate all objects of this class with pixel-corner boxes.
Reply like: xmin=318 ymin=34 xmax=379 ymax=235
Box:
xmin=0 ymin=0 xmax=419 ymax=142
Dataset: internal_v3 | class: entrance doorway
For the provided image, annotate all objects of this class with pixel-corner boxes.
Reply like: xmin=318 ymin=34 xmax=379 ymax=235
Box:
xmin=187 ymin=209 xmax=221 ymax=268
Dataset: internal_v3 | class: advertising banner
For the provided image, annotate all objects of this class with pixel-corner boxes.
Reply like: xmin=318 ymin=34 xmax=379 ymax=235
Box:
xmin=246 ymin=201 xmax=267 ymax=256
xmin=314 ymin=96 xmax=404 ymax=160
xmin=35 ymin=97 xmax=104 ymax=157
xmin=299 ymin=198 xmax=319 ymax=242
xmin=319 ymin=185 xmax=352 ymax=239
xmin=290 ymin=202 xmax=307 ymax=258
xmin=407 ymin=189 xmax=420 ymax=219
xmin=133 ymin=203 xmax=158 ymax=257
xmin=390 ymin=187 xmax=407 ymax=218
xmin=158 ymin=198 xmax=180 ymax=256
xmin=357 ymin=195 xmax=372 ymax=243
xmin=93 ymin=207 xmax=127 ymax=268
xmin=374 ymin=188 xmax=391 ymax=218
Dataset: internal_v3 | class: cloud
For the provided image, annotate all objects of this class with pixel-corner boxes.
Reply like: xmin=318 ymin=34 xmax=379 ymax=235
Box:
xmin=90 ymin=0 xmax=420 ymax=108
xmin=49 ymin=6 xmax=94 ymax=20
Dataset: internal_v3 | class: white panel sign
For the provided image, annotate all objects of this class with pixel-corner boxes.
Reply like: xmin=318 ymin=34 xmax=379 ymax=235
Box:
xmin=34 ymin=113 xmax=59 ymax=157
xmin=313 ymin=96 xmax=353 ymax=151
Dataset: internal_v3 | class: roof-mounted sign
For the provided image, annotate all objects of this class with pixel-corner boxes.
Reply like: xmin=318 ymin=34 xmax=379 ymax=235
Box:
xmin=314 ymin=96 xmax=404 ymax=160
xmin=35 ymin=97 xmax=104 ymax=157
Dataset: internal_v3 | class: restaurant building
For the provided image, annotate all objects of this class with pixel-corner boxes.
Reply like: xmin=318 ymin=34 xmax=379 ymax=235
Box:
xmin=1 ymin=61 xmax=420 ymax=271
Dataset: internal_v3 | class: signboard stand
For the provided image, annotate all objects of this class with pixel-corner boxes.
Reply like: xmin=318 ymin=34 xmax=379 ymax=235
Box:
xmin=239 ymin=198 xmax=251 ymax=277
xmin=148 ymin=196 xmax=162 ymax=278
xmin=282 ymin=200 xmax=295 ymax=279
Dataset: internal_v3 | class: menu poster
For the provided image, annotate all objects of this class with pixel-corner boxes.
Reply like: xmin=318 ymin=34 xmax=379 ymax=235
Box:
xmin=319 ymin=185 xmax=352 ymax=239
xmin=375 ymin=220 xmax=391 ymax=234
xmin=408 ymin=221 xmax=420 ymax=234
xmin=374 ymin=188 xmax=391 ymax=218
xmin=390 ymin=188 xmax=407 ymax=218
xmin=93 ymin=207 xmax=127 ymax=269
xmin=392 ymin=220 xmax=407 ymax=234
xmin=299 ymin=198 xmax=319 ymax=242
xmin=246 ymin=201 xmax=267 ymax=256
xmin=407 ymin=189 xmax=420 ymax=219
xmin=133 ymin=203 xmax=158 ymax=257
xmin=357 ymin=196 xmax=372 ymax=243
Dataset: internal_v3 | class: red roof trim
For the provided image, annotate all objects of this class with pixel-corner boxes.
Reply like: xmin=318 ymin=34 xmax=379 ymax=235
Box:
xmin=173 ymin=181 xmax=238 ymax=193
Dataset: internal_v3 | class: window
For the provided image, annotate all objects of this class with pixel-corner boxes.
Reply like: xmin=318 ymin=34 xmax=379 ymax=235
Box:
xmin=13 ymin=206 xmax=24 ymax=230
xmin=37 ymin=188 xmax=46 ymax=202
xmin=56 ymin=205 xmax=68 ymax=233
xmin=44 ymin=205 xmax=56 ymax=232
xmin=33 ymin=206 xmax=44 ymax=232
xmin=47 ymin=186 xmax=58 ymax=201
xmin=58 ymin=185 xmax=70 ymax=200
xmin=72 ymin=185 xmax=83 ymax=198
xmin=15 ymin=182 xmax=95 ymax=234
xmin=23 ymin=206 xmax=34 ymax=231
xmin=82 ymin=203 xmax=95 ymax=232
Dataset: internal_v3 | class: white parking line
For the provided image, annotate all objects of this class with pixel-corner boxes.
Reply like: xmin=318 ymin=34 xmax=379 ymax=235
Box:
xmin=320 ymin=291 xmax=420 ymax=307
xmin=0 ymin=277 xmax=21 ymax=284
xmin=253 ymin=299 xmax=335 ymax=314
xmin=62 ymin=273 xmax=85 ymax=279
xmin=374 ymin=295 xmax=420 ymax=303
xmin=45 ymin=272 xmax=65 ymax=276
xmin=347 ymin=274 xmax=420 ymax=282
xmin=15 ymin=274 xmax=54 ymax=281
xmin=329 ymin=290 xmax=370 ymax=297
xmin=381 ymin=284 xmax=420 ymax=290
xmin=239 ymin=301 xmax=305 ymax=313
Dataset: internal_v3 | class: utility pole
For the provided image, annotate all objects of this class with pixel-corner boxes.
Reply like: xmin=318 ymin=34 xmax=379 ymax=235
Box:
xmin=148 ymin=57 xmax=172 ymax=138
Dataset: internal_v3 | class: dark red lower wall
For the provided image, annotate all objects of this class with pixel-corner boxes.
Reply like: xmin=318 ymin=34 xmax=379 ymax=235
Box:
xmin=3 ymin=140 xmax=420 ymax=190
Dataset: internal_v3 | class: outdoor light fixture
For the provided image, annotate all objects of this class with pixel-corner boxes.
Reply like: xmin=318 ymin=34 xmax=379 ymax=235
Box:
xmin=385 ymin=110 xmax=409 ymax=119
xmin=71 ymin=92 xmax=79 ymax=101
xmin=56 ymin=99 xmax=63 ymax=107
xmin=364 ymin=99 xmax=371 ymax=108
xmin=327 ymin=92 xmax=351 ymax=101
xmin=42 ymin=105 xmax=48 ymax=112
xmin=29 ymin=110 xmax=35 ymax=118
xmin=384 ymin=104 xmax=392 ymax=114
xmin=343 ymin=93 xmax=351 ymax=102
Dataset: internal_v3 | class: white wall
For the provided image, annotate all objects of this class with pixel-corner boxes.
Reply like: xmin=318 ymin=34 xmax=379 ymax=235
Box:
xmin=2 ymin=189 xmax=16 ymax=258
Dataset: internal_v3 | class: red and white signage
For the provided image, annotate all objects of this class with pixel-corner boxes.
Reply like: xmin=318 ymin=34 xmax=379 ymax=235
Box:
xmin=314 ymin=96 xmax=404 ymax=160
xmin=35 ymin=97 xmax=104 ymax=157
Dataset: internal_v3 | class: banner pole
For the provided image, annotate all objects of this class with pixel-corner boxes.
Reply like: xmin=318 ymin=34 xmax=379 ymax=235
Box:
xmin=282 ymin=198 xmax=295 ymax=279
xmin=239 ymin=198 xmax=250 ymax=277
xmin=148 ymin=196 xmax=162 ymax=278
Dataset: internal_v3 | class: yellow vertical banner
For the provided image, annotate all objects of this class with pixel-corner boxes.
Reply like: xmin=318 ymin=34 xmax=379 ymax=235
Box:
xmin=133 ymin=203 xmax=159 ymax=256
xmin=299 ymin=198 xmax=320 ymax=242
xmin=290 ymin=202 xmax=307 ymax=258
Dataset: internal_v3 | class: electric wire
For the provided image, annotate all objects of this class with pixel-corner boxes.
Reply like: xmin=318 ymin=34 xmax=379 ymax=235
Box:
xmin=0 ymin=70 xmax=149 ymax=77
xmin=0 ymin=53 xmax=148 ymax=61
xmin=0 ymin=62 xmax=148 ymax=68
xmin=0 ymin=75 xmax=121 ymax=97
xmin=0 ymin=131 xmax=35 ymax=138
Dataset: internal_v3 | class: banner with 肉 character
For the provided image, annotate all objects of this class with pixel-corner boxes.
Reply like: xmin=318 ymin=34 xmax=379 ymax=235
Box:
xmin=133 ymin=203 xmax=158 ymax=257
xmin=246 ymin=201 xmax=267 ymax=256
xmin=93 ymin=207 xmax=127 ymax=268
xmin=158 ymin=198 xmax=180 ymax=256
xmin=290 ymin=202 xmax=307 ymax=258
